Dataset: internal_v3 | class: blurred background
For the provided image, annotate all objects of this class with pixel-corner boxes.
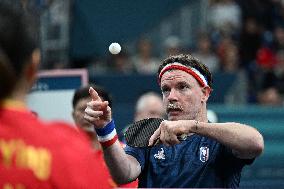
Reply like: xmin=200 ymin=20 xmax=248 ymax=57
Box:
xmin=21 ymin=0 xmax=284 ymax=188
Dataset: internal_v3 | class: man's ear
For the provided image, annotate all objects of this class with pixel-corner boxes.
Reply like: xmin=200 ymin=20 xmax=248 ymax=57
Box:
xmin=25 ymin=49 xmax=40 ymax=83
xmin=201 ymin=86 xmax=211 ymax=102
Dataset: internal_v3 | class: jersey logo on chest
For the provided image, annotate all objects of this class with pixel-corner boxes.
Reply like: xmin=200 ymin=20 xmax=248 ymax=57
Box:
xmin=200 ymin=146 xmax=209 ymax=162
xmin=154 ymin=148 xmax=165 ymax=160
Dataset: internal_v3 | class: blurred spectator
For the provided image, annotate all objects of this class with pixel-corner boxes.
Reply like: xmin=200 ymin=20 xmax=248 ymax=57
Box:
xmin=257 ymin=87 xmax=283 ymax=106
xmin=256 ymin=47 xmax=277 ymax=70
xmin=237 ymin=0 xmax=274 ymax=30
xmin=271 ymin=0 xmax=284 ymax=28
xmin=239 ymin=17 xmax=262 ymax=69
xmin=252 ymin=49 xmax=284 ymax=105
xmin=207 ymin=109 xmax=219 ymax=123
xmin=134 ymin=91 xmax=165 ymax=122
xmin=208 ymin=0 xmax=242 ymax=36
xmin=217 ymin=36 xmax=239 ymax=73
xmin=87 ymin=58 xmax=108 ymax=77
xmin=222 ymin=42 xmax=239 ymax=73
xmin=163 ymin=35 xmax=183 ymax=57
xmin=253 ymin=47 xmax=276 ymax=91
xmin=272 ymin=25 xmax=284 ymax=51
xmin=72 ymin=84 xmax=113 ymax=150
xmin=192 ymin=33 xmax=220 ymax=73
xmin=247 ymin=46 xmax=276 ymax=102
xmin=257 ymin=50 xmax=284 ymax=96
xmin=119 ymin=91 xmax=165 ymax=143
xmin=131 ymin=38 xmax=159 ymax=74
xmin=274 ymin=50 xmax=284 ymax=94
xmin=107 ymin=51 xmax=133 ymax=74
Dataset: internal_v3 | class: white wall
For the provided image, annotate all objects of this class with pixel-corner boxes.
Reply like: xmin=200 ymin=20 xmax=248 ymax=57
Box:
xmin=27 ymin=89 xmax=75 ymax=125
xmin=27 ymin=68 xmax=88 ymax=125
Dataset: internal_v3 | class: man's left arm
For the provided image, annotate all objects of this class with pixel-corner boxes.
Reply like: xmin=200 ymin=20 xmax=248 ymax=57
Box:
xmin=149 ymin=120 xmax=264 ymax=159
xmin=186 ymin=121 xmax=264 ymax=159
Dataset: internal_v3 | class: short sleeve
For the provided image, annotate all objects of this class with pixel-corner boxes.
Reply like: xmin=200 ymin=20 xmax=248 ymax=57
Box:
xmin=124 ymin=145 xmax=148 ymax=170
xmin=221 ymin=145 xmax=255 ymax=166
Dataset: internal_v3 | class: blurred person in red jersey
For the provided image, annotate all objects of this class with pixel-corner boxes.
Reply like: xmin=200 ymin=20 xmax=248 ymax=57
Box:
xmin=255 ymin=50 xmax=284 ymax=106
xmin=0 ymin=2 xmax=113 ymax=188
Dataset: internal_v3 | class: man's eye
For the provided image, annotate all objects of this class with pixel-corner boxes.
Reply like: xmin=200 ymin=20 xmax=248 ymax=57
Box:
xmin=179 ymin=84 xmax=188 ymax=90
xmin=161 ymin=87 xmax=170 ymax=94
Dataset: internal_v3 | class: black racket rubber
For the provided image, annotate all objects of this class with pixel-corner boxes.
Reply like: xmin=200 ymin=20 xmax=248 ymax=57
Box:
xmin=124 ymin=118 xmax=164 ymax=147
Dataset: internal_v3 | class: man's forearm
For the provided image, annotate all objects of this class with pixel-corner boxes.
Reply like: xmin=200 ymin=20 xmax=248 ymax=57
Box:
xmin=192 ymin=122 xmax=264 ymax=159
xmin=102 ymin=141 xmax=141 ymax=184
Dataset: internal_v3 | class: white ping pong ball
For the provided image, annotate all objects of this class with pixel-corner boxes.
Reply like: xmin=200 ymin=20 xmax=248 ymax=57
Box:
xmin=109 ymin=42 xmax=121 ymax=54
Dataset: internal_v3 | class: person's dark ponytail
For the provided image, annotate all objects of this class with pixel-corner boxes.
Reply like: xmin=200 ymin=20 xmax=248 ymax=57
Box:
xmin=0 ymin=48 xmax=16 ymax=100
xmin=0 ymin=3 xmax=38 ymax=100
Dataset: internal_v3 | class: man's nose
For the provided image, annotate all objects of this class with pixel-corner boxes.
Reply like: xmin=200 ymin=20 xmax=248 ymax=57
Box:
xmin=168 ymin=89 xmax=178 ymax=100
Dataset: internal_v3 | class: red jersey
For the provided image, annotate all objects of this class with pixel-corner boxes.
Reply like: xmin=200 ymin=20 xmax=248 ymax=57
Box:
xmin=0 ymin=106 xmax=113 ymax=189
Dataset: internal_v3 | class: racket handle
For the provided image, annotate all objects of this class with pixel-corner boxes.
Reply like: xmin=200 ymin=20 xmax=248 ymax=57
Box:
xmin=150 ymin=134 xmax=188 ymax=147
xmin=177 ymin=134 xmax=188 ymax=141
xmin=154 ymin=137 xmax=161 ymax=146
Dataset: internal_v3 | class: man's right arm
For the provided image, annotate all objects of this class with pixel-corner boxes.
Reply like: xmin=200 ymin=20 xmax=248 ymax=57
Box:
xmin=102 ymin=141 xmax=141 ymax=184
xmin=84 ymin=87 xmax=141 ymax=184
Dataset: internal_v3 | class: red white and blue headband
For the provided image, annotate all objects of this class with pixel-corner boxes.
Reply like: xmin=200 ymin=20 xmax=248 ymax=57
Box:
xmin=158 ymin=62 xmax=209 ymax=88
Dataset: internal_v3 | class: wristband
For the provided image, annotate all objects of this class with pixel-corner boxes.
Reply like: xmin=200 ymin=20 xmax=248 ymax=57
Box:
xmin=95 ymin=120 xmax=118 ymax=148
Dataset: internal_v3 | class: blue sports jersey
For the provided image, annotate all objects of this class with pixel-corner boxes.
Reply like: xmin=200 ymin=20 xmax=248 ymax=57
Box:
xmin=125 ymin=134 xmax=253 ymax=188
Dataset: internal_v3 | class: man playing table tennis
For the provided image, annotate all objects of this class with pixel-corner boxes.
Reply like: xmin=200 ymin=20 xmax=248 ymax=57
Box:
xmin=84 ymin=54 xmax=264 ymax=188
